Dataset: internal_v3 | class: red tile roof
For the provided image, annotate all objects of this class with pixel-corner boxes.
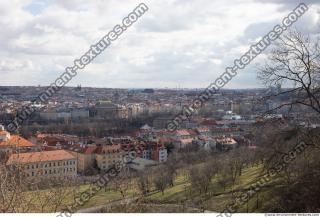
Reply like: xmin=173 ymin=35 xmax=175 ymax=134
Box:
xmin=0 ymin=135 xmax=37 ymax=148
xmin=6 ymin=150 xmax=75 ymax=165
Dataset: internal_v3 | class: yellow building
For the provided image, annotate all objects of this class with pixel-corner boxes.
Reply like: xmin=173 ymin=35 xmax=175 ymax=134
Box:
xmin=95 ymin=144 xmax=124 ymax=171
xmin=6 ymin=150 xmax=77 ymax=180
xmin=69 ymin=144 xmax=124 ymax=174
xmin=70 ymin=146 xmax=96 ymax=174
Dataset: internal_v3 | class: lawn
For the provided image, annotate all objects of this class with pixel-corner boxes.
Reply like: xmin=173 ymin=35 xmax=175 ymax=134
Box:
xmin=145 ymin=165 xmax=266 ymax=212
xmin=22 ymin=164 xmax=282 ymax=213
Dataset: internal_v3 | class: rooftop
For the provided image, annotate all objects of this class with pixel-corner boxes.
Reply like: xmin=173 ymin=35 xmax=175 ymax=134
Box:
xmin=6 ymin=150 xmax=75 ymax=165
xmin=0 ymin=135 xmax=37 ymax=148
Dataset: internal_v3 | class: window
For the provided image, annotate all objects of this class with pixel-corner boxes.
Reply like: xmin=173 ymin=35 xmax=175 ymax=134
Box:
xmin=31 ymin=172 xmax=34 ymax=176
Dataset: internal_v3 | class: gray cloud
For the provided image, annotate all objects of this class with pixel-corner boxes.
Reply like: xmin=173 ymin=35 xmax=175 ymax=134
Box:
xmin=0 ymin=0 xmax=319 ymax=88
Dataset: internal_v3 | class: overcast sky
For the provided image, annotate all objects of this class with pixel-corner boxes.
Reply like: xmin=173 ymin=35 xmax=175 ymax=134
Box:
xmin=0 ymin=0 xmax=319 ymax=89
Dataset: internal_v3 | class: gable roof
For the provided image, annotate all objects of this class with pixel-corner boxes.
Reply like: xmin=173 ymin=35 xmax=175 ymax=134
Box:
xmin=0 ymin=135 xmax=37 ymax=148
xmin=6 ymin=150 xmax=75 ymax=165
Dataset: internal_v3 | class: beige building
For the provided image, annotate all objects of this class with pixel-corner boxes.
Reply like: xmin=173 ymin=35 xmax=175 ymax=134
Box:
xmin=95 ymin=145 xmax=124 ymax=171
xmin=6 ymin=150 xmax=77 ymax=180
xmin=69 ymin=144 xmax=124 ymax=174
xmin=95 ymin=101 xmax=127 ymax=119
xmin=70 ymin=146 xmax=96 ymax=174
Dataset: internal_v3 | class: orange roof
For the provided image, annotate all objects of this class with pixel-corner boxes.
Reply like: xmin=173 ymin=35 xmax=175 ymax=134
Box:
xmin=6 ymin=150 xmax=75 ymax=165
xmin=0 ymin=131 xmax=9 ymax=136
xmin=0 ymin=135 xmax=37 ymax=148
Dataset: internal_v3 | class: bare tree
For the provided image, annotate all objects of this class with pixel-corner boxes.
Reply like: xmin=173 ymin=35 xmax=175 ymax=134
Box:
xmin=189 ymin=162 xmax=217 ymax=195
xmin=217 ymin=170 xmax=232 ymax=192
xmin=0 ymin=165 xmax=22 ymax=212
xmin=153 ymin=166 xmax=170 ymax=195
xmin=137 ymin=169 xmax=152 ymax=196
xmin=113 ymin=166 xmax=131 ymax=198
xmin=258 ymin=29 xmax=320 ymax=114
xmin=165 ymin=153 xmax=179 ymax=186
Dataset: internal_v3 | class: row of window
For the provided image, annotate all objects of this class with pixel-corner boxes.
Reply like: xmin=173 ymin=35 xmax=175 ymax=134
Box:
xmin=26 ymin=160 xmax=76 ymax=169
xmin=102 ymin=154 xmax=122 ymax=160
xmin=26 ymin=167 xmax=76 ymax=177
xmin=102 ymin=159 xmax=117 ymax=165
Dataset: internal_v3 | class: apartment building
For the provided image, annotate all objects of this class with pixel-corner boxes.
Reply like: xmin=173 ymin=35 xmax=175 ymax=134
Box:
xmin=135 ymin=141 xmax=168 ymax=163
xmin=6 ymin=150 xmax=77 ymax=180
xmin=36 ymin=133 xmax=79 ymax=147
xmin=152 ymin=145 xmax=168 ymax=163
xmin=69 ymin=145 xmax=97 ymax=175
xmin=69 ymin=144 xmax=125 ymax=174
xmin=215 ymin=137 xmax=238 ymax=151
xmin=95 ymin=144 xmax=124 ymax=171
xmin=95 ymin=101 xmax=127 ymax=119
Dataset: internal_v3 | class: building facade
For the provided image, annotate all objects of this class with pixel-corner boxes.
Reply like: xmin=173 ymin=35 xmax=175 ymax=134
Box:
xmin=6 ymin=150 xmax=77 ymax=180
